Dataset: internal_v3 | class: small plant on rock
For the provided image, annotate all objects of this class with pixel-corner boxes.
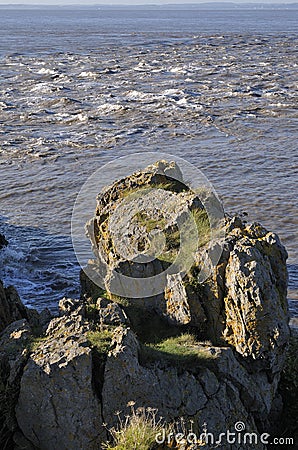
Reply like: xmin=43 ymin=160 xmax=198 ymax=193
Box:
xmin=102 ymin=401 xmax=165 ymax=450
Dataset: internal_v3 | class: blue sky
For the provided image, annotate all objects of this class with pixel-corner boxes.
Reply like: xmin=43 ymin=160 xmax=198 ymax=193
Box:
xmin=0 ymin=0 xmax=297 ymax=5
xmin=0 ymin=0 xmax=297 ymax=4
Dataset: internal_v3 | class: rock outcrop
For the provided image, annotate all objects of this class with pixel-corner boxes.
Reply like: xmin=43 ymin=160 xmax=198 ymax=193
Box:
xmin=0 ymin=161 xmax=291 ymax=449
xmin=201 ymin=220 xmax=289 ymax=373
xmin=102 ymin=327 xmax=264 ymax=442
xmin=0 ymin=233 xmax=8 ymax=250
xmin=0 ymin=319 xmax=33 ymax=450
xmin=16 ymin=312 xmax=104 ymax=450
xmin=0 ymin=234 xmax=53 ymax=449
xmin=85 ymin=160 xmax=211 ymax=302
xmin=83 ymin=160 xmax=289 ymax=375
xmin=1 ymin=293 xmax=288 ymax=450
xmin=0 ymin=282 xmax=28 ymax=334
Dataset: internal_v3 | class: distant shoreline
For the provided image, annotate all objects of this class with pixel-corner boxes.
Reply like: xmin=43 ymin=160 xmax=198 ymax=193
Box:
xmin=0 ymin=3 xmax=298 ymax=11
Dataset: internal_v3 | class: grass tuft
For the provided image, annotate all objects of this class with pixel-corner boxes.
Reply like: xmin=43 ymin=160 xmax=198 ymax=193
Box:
xmin=140 ymin=334 xmax=217 ymax=370
xmin=191 ymin=208 xmax=211 ymax=246
xmin=102 ymin=402 xmax=164 ymax=450
xmin=87 ymin=329 xmax=114 ymax=354
xmin=28 ymin=336 xmax=47 ymax=353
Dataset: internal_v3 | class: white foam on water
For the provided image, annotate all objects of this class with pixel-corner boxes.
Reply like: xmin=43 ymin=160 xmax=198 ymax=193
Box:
xmin=0 ymin=15 xmax=297 ymax=314
xmin=78 ymin=71 xmax=98 ymax=78
xmin=97 ymin=103 xmax=126 ymax=114
xmin=37 ymin=67 xmax=58 ymax=75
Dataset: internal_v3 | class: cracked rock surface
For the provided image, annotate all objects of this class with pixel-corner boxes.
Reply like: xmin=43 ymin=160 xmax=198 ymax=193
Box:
xmin=15 ymin=313 xmax=104 ymax=450
xmin=0 ymin=162 xmax=291 ymax=449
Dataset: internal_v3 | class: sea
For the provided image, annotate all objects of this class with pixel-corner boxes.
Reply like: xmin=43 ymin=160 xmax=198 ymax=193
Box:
xmin=0 ymin=6 xmax=297 ymax=326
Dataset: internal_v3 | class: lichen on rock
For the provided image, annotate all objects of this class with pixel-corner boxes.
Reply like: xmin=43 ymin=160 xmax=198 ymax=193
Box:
xmin=82 ymin=161 xmax=289 ymax=368
xmin=78 ymin=160 xmax=290 ymax=447
xmin=0 ymin=159 xmax=292 ymax=449
xmin=16 ymin=310 xmax=104 ymax=450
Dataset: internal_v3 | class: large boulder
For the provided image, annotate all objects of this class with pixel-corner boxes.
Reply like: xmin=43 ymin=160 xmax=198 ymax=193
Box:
xmin=0 ymin=319 xmax=32 ymax=450
xmin=83 ymin=160 xmax=289 ymax=373
xmin=200 ymin=220 xmax=289 ymax=373
xmin=79 ymin=160 xmax=290 ymax=443
xmin=0 ymin=282 xmax=28 ymax=333
xmin=102 ymin=327 xmax=266 ymax=450
xmin=0 ymin=233 xmax=8 ymax=250
xmin=85 ymin=160 xmax=209 ymax=308
xmin=0 ymin=282 xmax=52 ymax=336
xmin=16 ymin=312 xmax=104 ymax=450
xmin=222 ymin=223 xmax=289 ymax=370
xmin=0 ymin=161 xmax=291 ymax=449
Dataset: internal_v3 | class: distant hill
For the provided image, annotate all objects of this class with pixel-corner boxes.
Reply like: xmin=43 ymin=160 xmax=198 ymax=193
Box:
xmin=0 ymin=2 xmax=297 ymax=10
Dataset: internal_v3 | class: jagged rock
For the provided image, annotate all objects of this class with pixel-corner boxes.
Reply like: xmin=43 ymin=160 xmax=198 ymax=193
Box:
xmin=165 ymin=272 xmax=206 ymax=328
xmin=224 ymin=223 xmax=289 ymax=368
xmin=26 ymin=307 xmax=53 ymax=334
xmin=85 ymin=160 xmax=206 ymax=302
xmin=102 ymin=327 xmax=265 ymax=449
xmin=0 ymin=233 xmax=8 ymax=250
xmin=96 ymin=298 xmax=129 ymax=325
xmin=0 ymin=319 xmax=32 ymax=449
xmin=102 ymin=327 xmax=208 ymax=422
xmin=83 ymin=161 xmax=289 ymax=367
xmin=0 ymin=279 xmax=50 ymax=335
xmin=165 ymin=273 xmax=193 ymax=325
xmin=0 ymin=161 xmax=290 ymax=449
xmin=199 ymin=221 xmax=290 ymax=372
xmin=13 ymin=430 xmax=36 ymax=450
xmin=0 ymin=319 xmax=31 ymax=385
xmin=16 ymin=314 xmax=104 ymax=450
xmin=59 ymin=297 xmax=85 ymax=316
xmin=0 ymin=282 xmax=28 ymax=333
xmin=80 ymin=160 xmax=290 ymax=442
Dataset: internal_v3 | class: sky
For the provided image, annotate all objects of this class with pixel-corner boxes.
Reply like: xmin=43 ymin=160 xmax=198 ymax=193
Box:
xmin=0 ymin=0 xmax=297 ymax=4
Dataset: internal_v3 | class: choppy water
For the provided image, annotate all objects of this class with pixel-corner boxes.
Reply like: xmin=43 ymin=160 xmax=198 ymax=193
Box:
xmin=0 ymin=8 xmax=297 ymax=320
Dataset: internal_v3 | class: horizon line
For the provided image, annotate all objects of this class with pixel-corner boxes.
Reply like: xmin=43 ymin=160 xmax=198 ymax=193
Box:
xmin=0 ymin=1 xmax=298 ymax=5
